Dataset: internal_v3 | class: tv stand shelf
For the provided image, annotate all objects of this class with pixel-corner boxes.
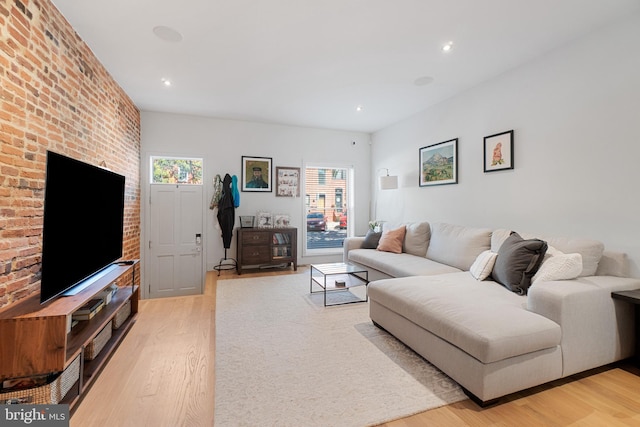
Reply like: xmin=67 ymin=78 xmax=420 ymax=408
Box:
xmin=0 ymin=261 xmax=140 ymax=410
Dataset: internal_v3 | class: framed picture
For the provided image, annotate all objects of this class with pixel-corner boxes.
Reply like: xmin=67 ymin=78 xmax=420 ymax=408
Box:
xmin=256 ymin=211 xmax=273 ymax=228
xmin=419 ymin=138 xmax=458 ymax=187
xmin=275 ymin=166 xmax=300 ymax=197
xmin=242 ymin=156 xmax=272 ymax=192
xmin=274 ymin=214 xmax=291 ymax=228
xmin=484 ymin=130 xmax=514 ymax=172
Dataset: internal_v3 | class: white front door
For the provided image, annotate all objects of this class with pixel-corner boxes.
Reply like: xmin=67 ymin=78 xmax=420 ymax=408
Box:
xmin=148 ymin=184 xmax=204 ymax=298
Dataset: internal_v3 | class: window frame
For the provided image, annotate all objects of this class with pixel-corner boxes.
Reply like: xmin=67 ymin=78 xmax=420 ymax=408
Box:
xmin=150 ymin=156 xmax=204 ymax=185
xmin=303 ymin=163 xmax=354 ymax=256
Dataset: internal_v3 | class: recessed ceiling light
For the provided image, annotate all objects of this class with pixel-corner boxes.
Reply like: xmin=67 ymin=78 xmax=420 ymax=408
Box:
xmin=356 ymin=105 xmax=364 ymax=112
xmin=442 ymin=41 xmax=454 ymax=52
xmin=153 ymin=26 xmax=183 ymax=43
xmin=414 ymin=76 xmax=434 ymax=86
xmin=161 ymin=78 xmax=172 ymax=87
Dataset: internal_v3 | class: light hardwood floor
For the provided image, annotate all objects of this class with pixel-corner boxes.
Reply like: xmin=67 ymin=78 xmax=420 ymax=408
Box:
xmin=71 ymin=269 xmax=640 ymax=426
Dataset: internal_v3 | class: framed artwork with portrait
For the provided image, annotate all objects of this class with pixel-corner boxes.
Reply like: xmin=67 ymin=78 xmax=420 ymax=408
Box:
xmin=242 ymin=156 xmax=272 ymax=192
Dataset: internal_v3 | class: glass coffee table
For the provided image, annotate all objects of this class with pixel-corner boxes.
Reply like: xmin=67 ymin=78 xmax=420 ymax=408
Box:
xmin=310 ymin=262 xmax=369 ymax=307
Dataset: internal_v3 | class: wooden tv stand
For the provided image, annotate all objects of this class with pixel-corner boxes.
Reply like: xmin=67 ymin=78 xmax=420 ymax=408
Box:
xmin=0 ymin=260 xmax=140 ymax=410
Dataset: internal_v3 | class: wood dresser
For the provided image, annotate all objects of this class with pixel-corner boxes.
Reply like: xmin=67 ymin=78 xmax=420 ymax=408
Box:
xmin=236 ymin=228 xmax=297 ymax=274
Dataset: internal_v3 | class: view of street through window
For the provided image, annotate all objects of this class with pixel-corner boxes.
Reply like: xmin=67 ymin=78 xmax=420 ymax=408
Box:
xmin=305 ymin=166 xmax=350 ymax=251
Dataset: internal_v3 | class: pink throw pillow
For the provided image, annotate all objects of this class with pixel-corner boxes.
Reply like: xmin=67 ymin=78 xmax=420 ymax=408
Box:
xmin=376 ymin=226 xmax=406 ymax=254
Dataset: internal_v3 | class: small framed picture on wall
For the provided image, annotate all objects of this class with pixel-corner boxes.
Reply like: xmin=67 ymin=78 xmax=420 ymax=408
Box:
xmin=484 ymin=130 xmax=514 ymax=173
xmin=275 ymin=167 xmax=300 ymax=197
xmin=242 ymin=156 xmax=272 ymax=192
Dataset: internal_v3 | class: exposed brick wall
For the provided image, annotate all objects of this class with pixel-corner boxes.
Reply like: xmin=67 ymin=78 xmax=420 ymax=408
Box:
xmin=0 ymin=0 xmax=141 ymax=308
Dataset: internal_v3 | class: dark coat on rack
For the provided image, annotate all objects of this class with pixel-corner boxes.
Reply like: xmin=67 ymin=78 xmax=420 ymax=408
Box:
xmin=217 ymin=174 xmax=235 ymax=249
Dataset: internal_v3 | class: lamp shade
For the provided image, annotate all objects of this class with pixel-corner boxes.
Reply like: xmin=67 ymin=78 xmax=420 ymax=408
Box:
xmin=379 ymin=175 xmax=398 ymax=190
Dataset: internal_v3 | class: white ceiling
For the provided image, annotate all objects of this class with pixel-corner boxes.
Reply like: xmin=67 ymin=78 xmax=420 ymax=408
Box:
xmin=51 ymin=0 xmax=639 ymax=133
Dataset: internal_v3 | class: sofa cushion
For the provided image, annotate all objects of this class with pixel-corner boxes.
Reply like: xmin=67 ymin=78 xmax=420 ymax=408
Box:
xmin=491 ymin=232 xmax=548 ymax=295
xmin=377 ymin=226 xmax=406 ymax=253
xmin=470 ymin=250 xmax=498 ymax=280
xmin=361 ymin=230 xmax=382 ymax=249
xmin=403 ymin=222 xmax=430 ymax=257
xmin=349 ymin=249 xmax=461 ymax=277
xmin=595 ymin=251 xmax=629 ymax=277
xmin=368 ymin=272 xmax=561 ymax=364
xmin=492 ymin=229 xmax=604 ymax=277
xmin=426 ymin=223 xmax=492 ymax=270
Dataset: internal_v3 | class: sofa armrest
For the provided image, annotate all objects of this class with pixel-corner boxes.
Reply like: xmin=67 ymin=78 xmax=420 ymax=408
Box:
xmin=527 ymin=276 xmax=640 ymax=376
xmin=343 ymin=236 xmax=366 ymax=263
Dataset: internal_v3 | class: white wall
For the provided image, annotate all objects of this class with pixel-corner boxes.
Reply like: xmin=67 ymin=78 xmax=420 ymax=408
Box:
xmin=372 ymin=12 xmax=640 ymax=277
xmin=140 ymin=113 xmax=371 ymax=273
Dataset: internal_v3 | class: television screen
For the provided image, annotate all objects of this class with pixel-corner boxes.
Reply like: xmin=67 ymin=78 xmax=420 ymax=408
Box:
xmin=40 ymin=151 xmax=125 ymax=304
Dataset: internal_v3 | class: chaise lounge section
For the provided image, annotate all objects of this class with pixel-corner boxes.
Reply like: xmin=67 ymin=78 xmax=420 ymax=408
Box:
xmin=344 ymin=222 xmax=639 ymax=404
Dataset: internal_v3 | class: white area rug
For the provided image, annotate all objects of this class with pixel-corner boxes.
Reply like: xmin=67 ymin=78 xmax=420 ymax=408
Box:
xmin=214 ymin=273 xmax=466 ymax=426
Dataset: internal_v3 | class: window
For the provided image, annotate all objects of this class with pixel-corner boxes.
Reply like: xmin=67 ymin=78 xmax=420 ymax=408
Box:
xmin=318 ymin=169 xmax=326 ymax=185
xmin=304 ymin=165 xmax=352 ymax=254
xmin=151 ymin=157 xmax=203 ymax=184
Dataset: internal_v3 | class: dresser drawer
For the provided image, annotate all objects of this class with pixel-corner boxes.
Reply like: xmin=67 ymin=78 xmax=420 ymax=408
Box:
xmin=241 ymin=231 xmax=270 ymax=245
xmin=242 ymin=245 xmax=271 ymax=264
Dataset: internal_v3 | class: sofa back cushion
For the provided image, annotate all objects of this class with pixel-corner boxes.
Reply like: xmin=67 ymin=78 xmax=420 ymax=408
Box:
xmin=382 ymin=221 xmax=430 ymax=257
xmin=595 ymin=251 xmax=629 ymax=277
xmin=492 ymin=229 xmax=604 ymax=277
xmin=426 ymin=223 xmax=492 ymax=270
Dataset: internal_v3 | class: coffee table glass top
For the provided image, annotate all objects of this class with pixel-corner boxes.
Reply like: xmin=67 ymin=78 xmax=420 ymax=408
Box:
xmin=311 ymin=262 xmax=368 ymax=275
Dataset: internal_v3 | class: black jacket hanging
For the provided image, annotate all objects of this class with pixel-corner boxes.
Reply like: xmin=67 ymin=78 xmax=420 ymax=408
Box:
xmin=216 ymin=173 xmax=235 ymax=249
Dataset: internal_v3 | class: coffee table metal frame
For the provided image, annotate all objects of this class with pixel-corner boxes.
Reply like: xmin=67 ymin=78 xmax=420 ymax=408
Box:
xmin=310 ymin=262 xmax=369 ymax=307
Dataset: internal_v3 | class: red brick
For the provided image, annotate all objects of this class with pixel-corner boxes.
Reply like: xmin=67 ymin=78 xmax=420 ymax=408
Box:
xmin=1 ymin=165 xmax=20 ymax=176
xmin=0 ymin=0 xmax=140 ymax=308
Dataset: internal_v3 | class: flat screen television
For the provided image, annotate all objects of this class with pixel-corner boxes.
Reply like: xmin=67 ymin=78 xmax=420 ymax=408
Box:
xmin=40 ymin=151 xmax=126 ymax=304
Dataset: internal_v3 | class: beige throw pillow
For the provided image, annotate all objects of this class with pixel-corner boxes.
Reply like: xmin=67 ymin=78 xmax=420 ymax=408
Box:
xmin=470 ymin=250 xmax=498 ymax=280
xmin=532 ymin=246 xmax=583 ymax=285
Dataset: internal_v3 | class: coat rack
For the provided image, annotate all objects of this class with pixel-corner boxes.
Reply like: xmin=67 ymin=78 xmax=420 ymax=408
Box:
xmin=214 ymin=173 xmax=237 ymax=275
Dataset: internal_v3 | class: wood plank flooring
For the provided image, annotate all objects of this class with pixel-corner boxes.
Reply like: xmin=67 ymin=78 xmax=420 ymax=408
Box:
xmin=70 ymin=269 xmax=640 ymax=426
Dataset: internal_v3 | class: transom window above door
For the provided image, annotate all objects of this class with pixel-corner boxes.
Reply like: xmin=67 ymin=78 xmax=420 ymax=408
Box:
xmin=150 ymin=157 xmax=203 ymax=184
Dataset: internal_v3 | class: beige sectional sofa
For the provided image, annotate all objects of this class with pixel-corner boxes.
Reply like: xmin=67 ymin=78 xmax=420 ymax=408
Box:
xmin=343 ymin=222 xmax=639 ymax=404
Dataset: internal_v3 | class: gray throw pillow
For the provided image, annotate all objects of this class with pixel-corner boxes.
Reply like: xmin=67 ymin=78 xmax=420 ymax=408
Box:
xmin=491 ymin=231 xmax=548 ymax=295
xmin=362 ymin=230 xmax=382 ymax=249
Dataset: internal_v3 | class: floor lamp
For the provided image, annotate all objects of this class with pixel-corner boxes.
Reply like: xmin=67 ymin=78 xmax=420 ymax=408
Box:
xmin=379 ymin=168 xmax=398 ymax=191
xmin=374 ymin=168 xmax=398 ymax=230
